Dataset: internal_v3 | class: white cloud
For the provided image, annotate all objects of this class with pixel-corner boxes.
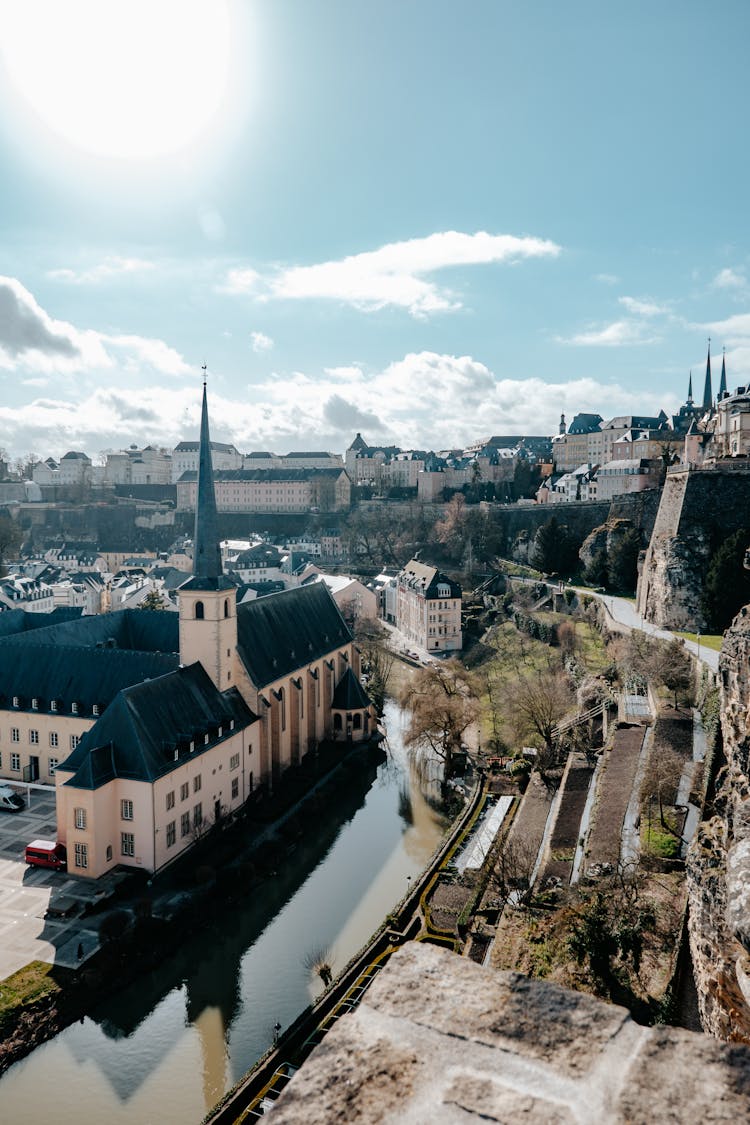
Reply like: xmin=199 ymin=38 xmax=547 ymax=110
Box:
xmin=47 ymin=256 xmax=155 ymax=284
xmin=250 ymin=331 xmax=274 ymax=353
xmin=618 ymin=295 xmax=667 ymax=317
xmin=559 ymin=320 xmax=660 ymax=347
xmin=223 ymin=230 xmax=561 ymax=316
xmin=594 ymin=273 xmax=620 ymax=285
xmin=0 ymin=276 xmax=190 ymax=378
xmin=0 ymin=349 xmax=678 ymax=459
xmin=713 ymin=267 xmax=747 ymax=291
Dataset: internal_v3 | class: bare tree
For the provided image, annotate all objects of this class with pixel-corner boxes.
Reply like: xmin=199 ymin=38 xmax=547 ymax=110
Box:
xmin=355 ymin=617 xmax=395 ymax=712
xmin=507 ymin=663 xmax=574 ymax=751
xmin=399 ymin=660 xmax=480 ymax=782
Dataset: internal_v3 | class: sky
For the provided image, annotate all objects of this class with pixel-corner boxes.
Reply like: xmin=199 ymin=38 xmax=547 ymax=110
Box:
xmin=1 ymin=0 xmax=750 ymax=462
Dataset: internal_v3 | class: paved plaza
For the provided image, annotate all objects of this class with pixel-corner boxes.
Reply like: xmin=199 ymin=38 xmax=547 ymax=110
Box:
xmin=0 ymin=787 xmax=105 ymax=979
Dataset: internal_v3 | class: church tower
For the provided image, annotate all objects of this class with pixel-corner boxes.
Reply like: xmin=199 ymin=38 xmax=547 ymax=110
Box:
xmin=179 ymin=373 xmax=238 ymax=691
xmin=718 ymin=349 xmax=728 ymax=400
xmin=702 ymin=339 xmax=713 ymax=411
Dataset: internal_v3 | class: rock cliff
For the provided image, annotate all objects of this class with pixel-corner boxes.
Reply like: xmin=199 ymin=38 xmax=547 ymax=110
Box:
xmin=687 ymin=605 xmax=750 ymax=1041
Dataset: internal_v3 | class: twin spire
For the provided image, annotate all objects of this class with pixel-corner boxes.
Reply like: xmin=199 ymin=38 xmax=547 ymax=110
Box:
xmin=689 ymin=340 xmax=727 ymax=412
xmin=192 ymin=370 xmax=223 ymax=580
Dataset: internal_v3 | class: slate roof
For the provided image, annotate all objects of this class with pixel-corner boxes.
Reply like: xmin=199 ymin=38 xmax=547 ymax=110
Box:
xmin=236 ymin=583 xmax=352 ymax=688
xmin=398 ymin=560 xmax=462 ymax=599
xmin=0 ymin=606 xmax=84 ymax=638
xmin=0 ymin=608 xmax=178 ymax=653
xmin=179 ymin=468 xmax=346 ymax=483
xmin=59 ymin=663 xmax=256 ymax=789
xmin=0 ymin=641 xmax=178 ymax=714
xmin=331 ymin=666 xmax=371 ymax=711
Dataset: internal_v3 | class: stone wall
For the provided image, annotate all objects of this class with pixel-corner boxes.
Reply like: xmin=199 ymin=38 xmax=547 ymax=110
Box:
xmin=272 ymin=943 xmax=750 ymax=1123
xmin=637 ymin=468 xmax=750 ymax=630
xmin=687 ymin=606 xmax=750 ymax=1041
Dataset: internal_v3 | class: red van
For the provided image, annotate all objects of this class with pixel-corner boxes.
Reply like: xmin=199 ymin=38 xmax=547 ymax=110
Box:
xmin=25 ymin=840 xmax=67 ymax=871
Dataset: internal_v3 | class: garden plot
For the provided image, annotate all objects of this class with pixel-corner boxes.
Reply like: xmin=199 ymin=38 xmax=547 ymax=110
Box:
xmin=538 ymin=754 xmax=594 ymax=886
xmin=455 ymin=796 xmax=513 ymax=873
xmin=586 ymin=724 xmax=647 ymax=872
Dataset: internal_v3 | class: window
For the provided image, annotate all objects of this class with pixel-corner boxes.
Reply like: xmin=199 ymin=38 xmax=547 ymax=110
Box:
xmin=31 ymin=698 xmax=38 ymax=710
xmin=49 ymin=757 xmax=58 ymax=775
xmin=50 ymin=700 xmax=57 ymax=712
xmin=29 ymin=730 xmax=39 ymax=745
xmin=93 ymin=704 xmax=99 ymax=716
xmin=12 ymin=696 xmax=18 ymax=708
xmin=11 ymin=728 xmax=19 ymax=743
xmin=49 ymin=732 xmax=58 ymax=748
xmin=74 ymin=842 xmax=88 ymax=869
xmin=106 ymin=845 xmax=113 ymax=862
xmin=180 ymin=781 xmax=189 ymax=801
xmin=10 ymin=752 xmax=20 ymax=771
xmin=71 ymin=702 xmax=78 ymax=715
xmin=193 ymin=802 xmax=202 ymax=828
xmin=121 ymin=799 xmax=134 ymax=821
xmin=195 ymin=601 xmax=204 ymax=620
xmin=193 ymin=774 xmax=202 ymax=793
xmin=70 ymin=735 xmax=80 ymax=750
xmin=224 ymin=598 xmax=229 ymax=618
xmin=166 ymin=790 xmax=175 ymax=811
xmin=230 ymin=753 xmax=240 ymax=771
xmin=231 ymin=777 xmax=239 ymax=800
xmin=121 ymin=832 xmax=135 ymax=857
xmin=166 ymin=821 xmax=176 ymax=848
xmin=74 ymin=807 xmax=87 ymax=830
xmin=181 ymin=811 xmax=190 ymax=837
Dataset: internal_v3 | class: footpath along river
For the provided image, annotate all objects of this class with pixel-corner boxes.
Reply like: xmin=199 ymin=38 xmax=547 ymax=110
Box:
xmin=0 ymin=699 xmax=448 ymax=1125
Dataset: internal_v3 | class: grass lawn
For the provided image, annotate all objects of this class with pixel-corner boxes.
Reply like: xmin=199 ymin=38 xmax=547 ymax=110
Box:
xmin=676 ymin=631 xmax=723 ymax=652
xmin=641 ymin=810 xmax=681 ymax=859
xmin=0 ymin=961 xmax=70 ymax=1030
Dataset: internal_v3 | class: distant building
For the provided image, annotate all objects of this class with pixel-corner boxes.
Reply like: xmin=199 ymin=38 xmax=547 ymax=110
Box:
xmin=175 ymin=468 xmax=351 ymax=514
xmin=171 ymin=439 xmax=242 ymax=483
xmin=395 ymin=560 xmax=462 ymax=654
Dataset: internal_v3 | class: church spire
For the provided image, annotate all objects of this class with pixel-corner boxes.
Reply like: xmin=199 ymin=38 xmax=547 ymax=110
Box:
xmin=192 ymin=369 xmax=222 ymax=580
xmin=719 ymin=348 xmax=727 ymax=399
xmin=702 ymin=338 xmax=713 ymax=410
xmin=686 ymin=371 xmax=693 ymax=405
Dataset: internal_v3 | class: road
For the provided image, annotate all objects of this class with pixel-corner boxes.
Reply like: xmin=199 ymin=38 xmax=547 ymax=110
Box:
xmin=580 ymin=591 xmax=720 ymax=673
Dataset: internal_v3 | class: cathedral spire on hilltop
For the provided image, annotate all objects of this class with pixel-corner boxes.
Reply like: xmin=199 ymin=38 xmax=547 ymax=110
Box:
xmin=702 ymin=338 xmax=713 ymax=411
xmin=719 ymin=348 xmax=728 ymax=399
xmin=192 ymin=367 xmax=223 ymax=580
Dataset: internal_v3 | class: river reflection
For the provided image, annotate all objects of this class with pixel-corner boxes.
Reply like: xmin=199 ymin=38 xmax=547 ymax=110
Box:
xmin=0 ymin=700 xmax=447 ymax=1125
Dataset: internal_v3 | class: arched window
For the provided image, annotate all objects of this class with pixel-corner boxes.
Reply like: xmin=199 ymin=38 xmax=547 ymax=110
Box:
xmin=195 ymin=601 xmax=204 ymax=620
xmin=353 ymin=713 xmax=362 ymax=730
xmin=106 ymin=845 xmax=113 ymax=862
xmin=224 ymin=598 xmax=229 ymax=618
xmin=333 ymin=713 xmax=343 ymax=731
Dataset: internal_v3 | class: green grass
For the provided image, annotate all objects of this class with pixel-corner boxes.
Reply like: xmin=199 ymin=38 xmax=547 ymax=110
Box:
xmin=641 ymin=813 xmax=681 ymax=859
xmin=676 ymin=631 xmax=723 ymax=652
xmin=0 ymin=961 xmax=69 ymax=1029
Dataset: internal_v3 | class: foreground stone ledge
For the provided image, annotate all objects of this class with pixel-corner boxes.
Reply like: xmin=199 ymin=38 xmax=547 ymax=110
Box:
xmin=270 ymin=944 xmax=750 ymax=1124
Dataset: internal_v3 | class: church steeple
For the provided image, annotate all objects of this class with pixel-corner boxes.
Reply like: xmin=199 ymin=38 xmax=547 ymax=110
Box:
xmin=686 ymin=371 xmax=693 ymax=405
xmin=702 ymin=339 xmax=713 ymax=411
xmin=193 ymin=370 xmax=222 ymax=580
xmin=719 ymin=348 xmax=728 ymax=399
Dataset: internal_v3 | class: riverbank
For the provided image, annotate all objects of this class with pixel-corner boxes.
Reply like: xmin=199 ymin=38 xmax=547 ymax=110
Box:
xmin=0 ymin=737 xmax=386 ymax=1078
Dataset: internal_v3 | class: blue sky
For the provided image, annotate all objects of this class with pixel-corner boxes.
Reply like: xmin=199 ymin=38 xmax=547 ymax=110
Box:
xmin=1 ymin=0 xmax=749 ymax=460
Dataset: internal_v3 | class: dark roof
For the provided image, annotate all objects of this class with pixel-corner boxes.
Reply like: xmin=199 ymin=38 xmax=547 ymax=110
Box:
xmin=60 ymin=451 xmax=91 ymax=460
xmin=331 ymin=666 xmax=371 ymax=711
xmin=0 ymin=608 xmax=179 ymax=654
xmin=347 ymin=433 xmax=369 ymax=452
xmin=179 ymin=468 xmax=346 ymax=483
xmin=567 ymin=413 xmax=603 ymax=435
xmin=59 ymin=663 xmax=256 ymax=789
xmin=237 ymin=583 xmax=352 ymax=688
xmin=174 ymin=440 xmax=238 ymax=453
xmin=0 ymin=641 xmax=178 ymax=714
xmin=0 ymin=606 xmax=84 ymax=639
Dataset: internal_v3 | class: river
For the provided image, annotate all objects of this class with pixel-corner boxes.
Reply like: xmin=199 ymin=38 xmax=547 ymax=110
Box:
xmin=0 ymin=700 xmax=447 ymax=1124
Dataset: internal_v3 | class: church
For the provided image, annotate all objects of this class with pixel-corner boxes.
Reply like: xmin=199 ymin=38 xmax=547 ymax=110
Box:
xmin=1 ymin=383 xmax=374 ymax=879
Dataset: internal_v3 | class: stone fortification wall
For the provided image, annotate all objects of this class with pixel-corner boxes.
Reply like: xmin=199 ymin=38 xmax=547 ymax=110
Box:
xmin=637 ymin=468 xmax=750 ymax=630
xmin=687 ymin=606 xmax=750 ymax=1041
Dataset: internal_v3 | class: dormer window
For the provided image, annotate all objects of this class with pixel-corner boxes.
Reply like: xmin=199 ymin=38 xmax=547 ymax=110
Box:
xmin=12 ymin=696 xmax=18 ymax=708
xmin=204 ymin=733 xmax=209 ymax=745
xmin=92 ymin=704 xmax=99 ymax=716
xmin=50 ymin=700 xmax=57 ymax=712
xmin=190 ymin=740 xmax=195 ymax=753
xmin=71 ymin=702 xmax=78 ymax=715
xmin=31 ymin=698 xmax=38 ymax=710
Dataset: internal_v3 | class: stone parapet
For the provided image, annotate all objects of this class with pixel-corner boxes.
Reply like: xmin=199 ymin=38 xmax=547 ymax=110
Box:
xmin=271 ymin=943 xmax=750 ymax=1123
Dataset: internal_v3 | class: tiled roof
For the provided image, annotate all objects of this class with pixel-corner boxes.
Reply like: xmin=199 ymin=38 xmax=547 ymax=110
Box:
xmin=0 ymin=608 xmax=178 ymax=653
xmin=59 ymin=663 xmax=256 ymax=788
xmin=0 ymin=641 xmax=178 ymax=714
xmin=331 ymin=666 xmax=371 ymax=711
xmin=237 ymin=583 xmax=352 ymax=688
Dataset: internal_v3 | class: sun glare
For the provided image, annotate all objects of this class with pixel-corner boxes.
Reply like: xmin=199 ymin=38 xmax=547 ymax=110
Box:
xmin=0 ymin=0 xmax=231 ymax=160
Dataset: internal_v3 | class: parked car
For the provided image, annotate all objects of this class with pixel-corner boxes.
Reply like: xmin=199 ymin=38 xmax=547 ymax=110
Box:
xmin=25 ymin=840 xmax=67 ymax=871
xmin=0 ymin=784 xmax=24 ymax=813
